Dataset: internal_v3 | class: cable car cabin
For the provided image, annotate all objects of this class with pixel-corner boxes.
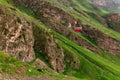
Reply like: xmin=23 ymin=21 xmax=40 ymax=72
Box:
xmin=74 ymin=27 xmax=83 ymax=32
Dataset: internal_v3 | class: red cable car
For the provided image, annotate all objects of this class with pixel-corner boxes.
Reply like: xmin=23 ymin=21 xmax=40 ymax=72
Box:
xmin=74 ymin=27 xmax=83 ymax=32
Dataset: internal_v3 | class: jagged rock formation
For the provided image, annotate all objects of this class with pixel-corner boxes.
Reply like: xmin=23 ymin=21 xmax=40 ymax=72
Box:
xmin=33 ymin=26 xmax=65 ymax=72
xmin=0 ymin=5 xmax=66 ymax=72
xmin=0 ymin=6 xmax=35 ymax=62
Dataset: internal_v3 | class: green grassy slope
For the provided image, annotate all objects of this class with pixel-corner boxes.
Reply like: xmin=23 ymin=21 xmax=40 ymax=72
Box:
xmin=0 ymin=51 xmax=81 ymax=80
xmin=0 ymin=0 xmax=120 ymax=80
xmin=17 ymin=6 xmax=120 ymax=80
xmin=40 ymin=0 xmax=120 ymax=67
xmin=0 ymin=51 xmax=43 ymax=76
xmin=0 ymin=51 xmax=24 ymax=74
xmin=42 ymin=0 xmax=120 ymax=67
xmin=59 ymin=42 xmax=120 ymax=80
xmin=56 ymin=32 xmax=120 ymax=76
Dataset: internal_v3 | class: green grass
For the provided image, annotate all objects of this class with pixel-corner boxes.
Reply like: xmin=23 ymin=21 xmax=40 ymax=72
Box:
xmin=0 ymin=51 xmax=24 ymax=74
xmin=0 ymin=51 xmax=42 ymax=76
xmin=61 ymin=45 xmax=119 ymax=80
xmin=14 ymin=4 xmax=36 ymax=18
xmin=55 ymin=32 xmax=120 ymax=77
xmin=0 ymin=51 xmax=79 ymax=80
xmin=115 ymin=9 xmax=120 ymax=14
xmin=101 ymin=51 xmax=120 ymax=66
xmin=55 ymin=33 xmax=120 ymax=80
xmin=0 ymin=0 xmax=13 ymax=8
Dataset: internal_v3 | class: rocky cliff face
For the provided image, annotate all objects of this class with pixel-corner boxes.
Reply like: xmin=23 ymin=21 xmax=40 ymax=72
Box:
xmin=33 ymin=26 xmax=65 ymax=72
xmin=0 ymin=5 xmax=35 ymax=62
xmin=0 ymin=4 xmax=66 ymax=72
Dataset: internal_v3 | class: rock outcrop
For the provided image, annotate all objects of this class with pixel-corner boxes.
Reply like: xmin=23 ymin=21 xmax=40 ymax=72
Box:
xmin=33 ymin=26 xmax=65 ymax=72
xmin=104 ymin=13 xmax=120 ymax=32
xmin=0 ymin=4 xmax=65 ymax=72
xmin=83 ymin=25 xmax=120 ymax=56
xmin=0 ymin=5 xmax=35 ymax=62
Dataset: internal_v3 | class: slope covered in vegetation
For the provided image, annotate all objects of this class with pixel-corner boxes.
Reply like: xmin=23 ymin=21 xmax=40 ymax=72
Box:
xmin=0 ymin=0 xmax=120 ymax=80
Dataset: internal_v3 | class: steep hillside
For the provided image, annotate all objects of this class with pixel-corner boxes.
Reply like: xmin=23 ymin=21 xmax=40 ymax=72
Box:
xmin=0 ymin=0 xmax=120 ymax=80
xmin=11 ymin=0 xmax=120 ymax=56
